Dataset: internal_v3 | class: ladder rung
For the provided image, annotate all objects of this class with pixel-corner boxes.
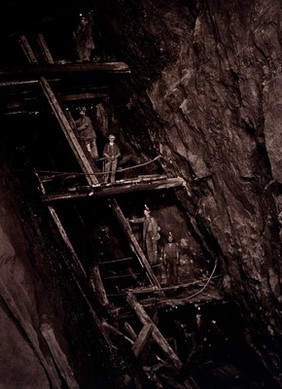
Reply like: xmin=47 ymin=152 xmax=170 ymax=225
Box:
xmin=97 ymin=256 xmax=133 ymax=265
xmin=104 ymin=272 xmax=142 ymax=280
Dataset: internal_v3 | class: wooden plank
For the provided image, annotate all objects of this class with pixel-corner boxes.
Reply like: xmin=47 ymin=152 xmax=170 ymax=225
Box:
xmin=141 ymin=290 xmax=225 ymax=310
xmin=34 ymin=170 xmax=47 ymax=194
xmin=0 ymin=90 xmax=110 ymax=116
xmin=48 ymin=206 xmax=87 ymax=278
xmin=37 ymin=34 xmax=55 ymax=64
xmin=101 ymin=319 xmax=133 ymax=344
xmin=39 ymin=77 xmax=99 ymax=186
xmin=40 ymin=174 xmax=166 ymax=185
xmin=58 ymin=91 xmax=109 ymax=102
xmin=90 ymin=265 xmax=109 ymax=307
xmin=40 ymin=322 xmax=79 ymax=389
xmin=127 ymin=292 xmax=182 ymax=371
xmin=18 ymin=35 xmax=38 ymax=64
xmin=40 ymin=173 xmax=84 ymax=182
xmin=132 ymin=323 xmax=153 ymax=358
xmin=103 ymin=272 xmax=141 ymax=280
xmin=42 ymin=177 xmax=186 ymax=203
xmin=0 ymin=62 xmax=131 ymax=80
xmin=98 ymin=256 xmax=133 ymax=265
xmin=109 ymin=198 xmax=161 ymax=288
xmin=0 ymin=80 xmax=106 ymax=88
xmin=132 ymin=279 xmax=215 ymax=295
xmin=0 ymin=79 xmax=39 ymax=87
xmin=123 ymin=322 xmax=138 ymax=341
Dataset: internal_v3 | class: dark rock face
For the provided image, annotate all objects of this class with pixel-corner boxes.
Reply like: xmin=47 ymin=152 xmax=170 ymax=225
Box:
xmin=0 ymin=161 xmax=51 ymax=388
xmin=0 ymin=225 xmax=50 ymax=388
xmin=100 ymin=0 xmax=282 ymax=382
xmin=0 ymin=149 xmax=115 ymax=388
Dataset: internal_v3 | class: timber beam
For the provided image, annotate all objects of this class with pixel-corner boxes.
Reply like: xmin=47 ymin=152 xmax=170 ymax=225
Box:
xmin=41 ymin=177 xmax=186 ymax=203
xmin=127 ymin=292 xmax=183 ymax=371
xmin=0 ymin=62 xmax=131 ymax=82
xmin=132 ymin=323 xmax=153 ymax=358
xmin=0 ymin=88 xmax=110 ymax=115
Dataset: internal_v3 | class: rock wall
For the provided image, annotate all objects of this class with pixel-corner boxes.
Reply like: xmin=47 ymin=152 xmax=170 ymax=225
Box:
xmin=0 ymin=158 xmax=53 ymax=388
xmin=0 ymin=145 xmax=116 ymax=388
xmin=100 ymin=0 xmax=282 ymax=382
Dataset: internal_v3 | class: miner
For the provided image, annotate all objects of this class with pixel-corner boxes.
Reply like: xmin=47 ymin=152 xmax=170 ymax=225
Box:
xmin=103 ymin=134 xmax=121 ymax=184
xmin=163 ymin=231 xmax=180 ymax=285
xmin=129 ymin=205 xmax=161 ymax=265
xmin=73 ymin=12 xmax=95 ymax=62
xmin=75 ymin=107 xmax=99 ymax=159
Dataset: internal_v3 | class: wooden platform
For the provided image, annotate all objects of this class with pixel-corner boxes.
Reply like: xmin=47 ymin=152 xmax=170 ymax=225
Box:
xmin=109 ymin=279 xmax=225 ymax=318
xmin=139 ymin=285 xmax=225 ymax=310
xmin=41 ymin=175 xmax=186 ymax=203
xmin=0 ymin=62 xmax=130 ymax=115
xmin=0 ymin=62 xmax=131 ymax=82
xmin=10 ymin=33 xmax=226 ymax=387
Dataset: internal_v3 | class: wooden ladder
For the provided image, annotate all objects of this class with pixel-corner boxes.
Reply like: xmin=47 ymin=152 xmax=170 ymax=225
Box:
xmin=19 ymin=33 xmax=188 ymax=387
xmin=19 ymin=33 xmax=160 ymax=295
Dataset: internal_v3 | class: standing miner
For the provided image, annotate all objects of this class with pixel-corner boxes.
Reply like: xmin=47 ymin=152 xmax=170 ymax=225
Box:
xmin=163 ymin=232 xmax=180 ymax=285
xmin=103 ymin=134 xmax=121 ymax=184
xmin=75 ymin=107 xmax=99 ymax=159
xmin=129 ymin=205 xmax=161 ymax=265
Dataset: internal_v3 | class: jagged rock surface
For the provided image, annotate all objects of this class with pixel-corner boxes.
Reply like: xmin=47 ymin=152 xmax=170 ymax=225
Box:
xmin=101 ymin=0 xmax=282 ymax=382
xmin=0 ymin=150 xmax=116 ymax=388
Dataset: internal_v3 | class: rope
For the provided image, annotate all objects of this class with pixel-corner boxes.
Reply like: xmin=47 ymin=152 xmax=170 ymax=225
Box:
xmin=38 ymin=155 xmax=162 ymax=177
xmin=131 ymin=260 xmax=218 ymax=299
xmin=150 ymin=259 xmax=219 ymax=300
xmin=183 ymin=258 xmax=219 ymax=301
xmin=144 ymin=274 xmax=220 ymax=293
xmin=130 ymin=273 xmax=220 ymax=295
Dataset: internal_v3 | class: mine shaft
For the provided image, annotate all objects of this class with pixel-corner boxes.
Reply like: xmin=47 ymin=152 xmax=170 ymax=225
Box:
xmin=0 ymin=1 xmax=281 ymax=388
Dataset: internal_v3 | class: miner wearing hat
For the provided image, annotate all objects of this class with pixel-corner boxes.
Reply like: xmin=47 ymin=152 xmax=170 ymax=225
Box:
xmin=129 ymin=205 xmax=160 ymax=265
xmin=103 ymin=134 xmax=121 ymax=184
xmin=73 ymin=12 xmax=95 ymax=62
xmin=163 ymin=232 xmax=180 ymax=285
xmin=75 ymin=107 xmax=99 ymax=159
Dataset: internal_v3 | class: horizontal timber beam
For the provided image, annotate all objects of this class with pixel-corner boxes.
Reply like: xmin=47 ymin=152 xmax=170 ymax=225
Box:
xmin=0 ymin=62 xmax=131 ymax=81
xmin=42 ymin=177 xmax=186 ymax=203
xmin=1 ymin=90 xmax=110 ymax=115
